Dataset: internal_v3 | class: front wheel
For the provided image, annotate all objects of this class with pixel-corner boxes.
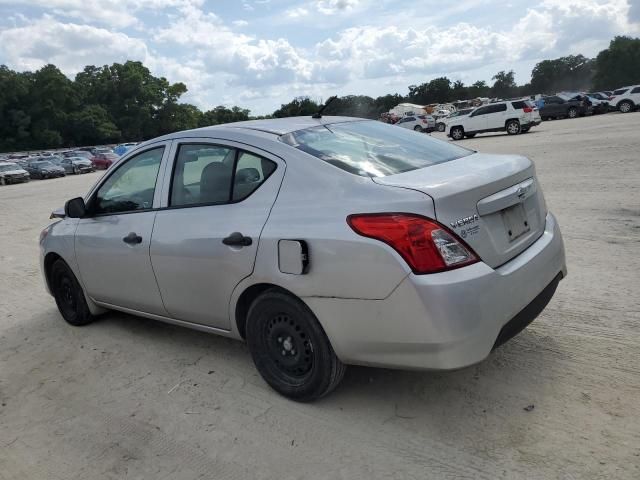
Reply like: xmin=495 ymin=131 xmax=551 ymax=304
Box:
xmin=246 ymin=290 xmax=345 ymax=401
xmin=413 ymin=125 xmax=423 ymax=132
xmin=450 ymin=126 xmax=464 ymax=141
xmin=51 ymin=260 xmax=95 ymax=326
xmin=567 ymin=107 xmax=578 ymax=119
xmin=506 ymin=120 xmax=521 ymax=135
xmin=618 ymin=101 xmax=633 ymax=113
xmin=437 ymin=123 xmax=446 ymax=132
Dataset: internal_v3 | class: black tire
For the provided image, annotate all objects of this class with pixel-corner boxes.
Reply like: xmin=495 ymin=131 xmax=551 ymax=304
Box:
xmin=450 ymin=126 xmax=464 ymax=141
xmin=246 ymin=289 xmax=345 ymax=401
xmin=567 ymin=107 xmax=578 ymax=119
xmin=465 ymin=133 xmax=476 ymax=138
xmin=437 ymin=122 xmax=445 ymax=132
xmin=413 ymin=125 xmax=423 ymax=132
xmin=618 ymin=101 xmax=633 ymax=113
xmin=51 ymin=259 xmax=95 ymax=326
xmin=506 ymin=120 xmax=521 ymax=135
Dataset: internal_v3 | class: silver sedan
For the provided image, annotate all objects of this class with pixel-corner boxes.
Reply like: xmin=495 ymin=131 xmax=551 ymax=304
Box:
xmin=39 ymin=116 xmax=566 ymax=401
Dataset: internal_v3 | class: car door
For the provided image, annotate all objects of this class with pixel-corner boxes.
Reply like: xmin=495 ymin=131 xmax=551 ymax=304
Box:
xmin=74 ymin=144 xmax=170 ymax=315
xmin=486 ymin=104 xmax=507 ymax=130
xmin=466 ymin=106 xmax=490 ymax=132
xmin=150 ymin=140 xmax=285 ymax=330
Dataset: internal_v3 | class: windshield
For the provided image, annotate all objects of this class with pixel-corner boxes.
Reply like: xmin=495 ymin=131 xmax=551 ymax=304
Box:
xmin=34 ymin=161 xmax=53 ymax=167
xmin=0 ymin=164 xmax=18 ymax=172
xmin=280 ymin=121 xmax=472 ymax=177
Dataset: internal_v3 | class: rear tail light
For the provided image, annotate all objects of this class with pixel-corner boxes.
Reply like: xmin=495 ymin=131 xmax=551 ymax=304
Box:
xmin=422 ymin=119 xmax=428 ymax=123
xmin=523 ymin=106 xmax=533 ymax=113
xmin=347 ymin=213 xmax=479 ymax=274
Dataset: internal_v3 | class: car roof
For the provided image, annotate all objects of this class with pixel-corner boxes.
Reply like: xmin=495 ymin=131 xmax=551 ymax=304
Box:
xmin=179 ymin=116 xmax=365 ymax=137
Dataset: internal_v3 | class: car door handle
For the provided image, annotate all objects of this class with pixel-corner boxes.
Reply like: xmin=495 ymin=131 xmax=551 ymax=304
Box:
xmin=222 ymin=232 xmax=252 ymax=247
xmin=123 ymin=232 xmax=143 ymax=245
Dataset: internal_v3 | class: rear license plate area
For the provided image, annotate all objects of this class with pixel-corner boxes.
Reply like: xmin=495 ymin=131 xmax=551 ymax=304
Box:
xmin=502 ymin=203 xmax=530 ymax=242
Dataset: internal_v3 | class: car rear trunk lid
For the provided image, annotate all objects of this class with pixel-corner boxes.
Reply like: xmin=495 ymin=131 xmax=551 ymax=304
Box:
xmin=372 ymin=153 xmax=547 ymax=268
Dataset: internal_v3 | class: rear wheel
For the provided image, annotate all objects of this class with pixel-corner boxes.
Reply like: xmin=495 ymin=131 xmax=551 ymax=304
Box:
xmin=413 ymin=125 xmax=423 ymax=132
xmin=506 ymin=120 xmax=521 ymax=135
xmin=567 ymin=107 xmax=578 ymax=119
xmin=246 ymin=290 xmax=345 ymax=401
xmin=51 ymin=260 xmax=95 ymax=326
xmin=450 ymin=126 xmax=464 ymax=141
xmin=618 ymin=101 xmax=633 ymax=113
xmin=437 ymin=122 xmax=445 ymax=132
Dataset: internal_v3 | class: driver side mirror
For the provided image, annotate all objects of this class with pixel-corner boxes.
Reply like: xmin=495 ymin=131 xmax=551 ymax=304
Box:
xmin=65 ymin=197 xmax=87 ymax=218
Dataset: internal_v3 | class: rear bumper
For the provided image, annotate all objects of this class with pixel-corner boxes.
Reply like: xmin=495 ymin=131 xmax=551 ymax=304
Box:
xmin=305 ymin=212 xmax=566 ymax=370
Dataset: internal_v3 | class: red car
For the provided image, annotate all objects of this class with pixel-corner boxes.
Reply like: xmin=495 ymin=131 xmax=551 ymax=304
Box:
xmin=92 ymin=153 xmax=119 ymax=170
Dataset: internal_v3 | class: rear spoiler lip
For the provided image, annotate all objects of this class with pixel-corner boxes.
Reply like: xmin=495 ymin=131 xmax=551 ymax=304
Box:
xmin=50 ymin=207 xmax=65 ymax=219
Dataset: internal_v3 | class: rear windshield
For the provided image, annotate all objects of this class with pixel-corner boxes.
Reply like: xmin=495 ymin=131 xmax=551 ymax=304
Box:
xmin=280 ymin=121 xmax=472 ymax=177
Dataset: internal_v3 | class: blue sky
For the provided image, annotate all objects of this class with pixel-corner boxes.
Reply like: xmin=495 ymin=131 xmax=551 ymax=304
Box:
xmin=0 ymin=0 xmax=638 ymax=114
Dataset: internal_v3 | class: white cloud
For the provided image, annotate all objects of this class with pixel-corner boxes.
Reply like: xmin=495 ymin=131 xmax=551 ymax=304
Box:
xmin=316 ymin=0 xmax=361 ymax=14
xmin=0 ymin=0 xmax=203 ymax=27
xmin=232 ymin=19 xmax=249 ymax=27
xmin=154 ymin=5 xmax=314 ymax=87
xmin=0 ymin=15 xmax=150 ymax=72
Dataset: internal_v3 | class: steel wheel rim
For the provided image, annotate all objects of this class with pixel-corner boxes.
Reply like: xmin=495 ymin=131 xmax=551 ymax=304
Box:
xmin=55 ymin=273 xmax=78 ymax=319
xmin=620 ymin=103 xmax=630 ymax=112
xmin=263 ymin=312 xmax=314 ymax=383
xmin=508 ymin=123 xmax=518 ymax=133
xmin=452 ymin=129 xmax=462 ymax=139
xmin=569 ymin=109 xmax=577 ymax=118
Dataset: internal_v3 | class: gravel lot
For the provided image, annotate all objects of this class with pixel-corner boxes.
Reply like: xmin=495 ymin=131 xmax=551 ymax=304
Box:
xmin=1 ymin=113 xmax=639 ymax=479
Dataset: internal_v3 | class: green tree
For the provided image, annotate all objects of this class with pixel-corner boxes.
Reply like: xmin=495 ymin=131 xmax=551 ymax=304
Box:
xmin=491 ymin=70 xmax=517 ymax=98
xmin=272 ymin=97 xmax=320 ymax=117
xmin=530 ymin=55 xmax=594 ymax=93
xmin=593 ymin=36 xmax=640 ymax=90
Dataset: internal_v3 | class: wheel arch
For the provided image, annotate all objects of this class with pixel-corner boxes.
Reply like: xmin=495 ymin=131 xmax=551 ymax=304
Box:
xmin=43 ymin=251 xmax=63 ymax=293
xmin=234 ymin=283 xmax=300 ymax=339
xmin=504 ymin=117 xmax=520 ymax=127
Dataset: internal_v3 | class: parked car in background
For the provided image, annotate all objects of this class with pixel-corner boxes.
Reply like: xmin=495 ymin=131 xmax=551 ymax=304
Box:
xmin=25 ymin=160 xmax=65 ymax=179
xmin=437 ymin=108 xmax=474 ymax=132
xmin=584 ymin=94 xmax=609 ymax=114
xmin=40 ymin=116 xmax=566 ymax=401
xmin=539 ymin=95 xmax=591 ymax=120
xmin=91 ymin=147 xmax=113 ymax=156
xmin=60 ymin=157 xmax=94 ymax=174
xmin=0 ymin=161 xmax=30 ymax=185
xmin=114 ymin=142 xmax=138 ymax=156
xmin=92 ymin=152 xmax=119 ymax=170
xmin=396 ymin=114 xmax=435 ymax=132
xmin=446 ymin=100 xmax=540 ymax=140
xmin=609 ymin=85 xmax=640 ymax=113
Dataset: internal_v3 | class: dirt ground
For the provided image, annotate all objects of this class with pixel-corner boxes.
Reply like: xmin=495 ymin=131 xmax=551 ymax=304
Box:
xmin=1 ymin=113 xmax=639 ymax=480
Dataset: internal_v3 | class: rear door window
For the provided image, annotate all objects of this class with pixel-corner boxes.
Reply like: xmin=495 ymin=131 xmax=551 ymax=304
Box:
xmin=170 ymin=144 xmax=276 ymax=207
xmin=613 ymin=88 xmax=628 ymax=95
xmin=631 ymin=87 xmax=640 ymax=94
xmin=280 ymin=120 xmax=471 ymax=178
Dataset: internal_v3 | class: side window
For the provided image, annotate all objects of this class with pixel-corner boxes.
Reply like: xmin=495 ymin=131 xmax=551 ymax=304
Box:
xmin=169 ymin=144 xmax=277 ymax=207
xmin=631 ymin=87 xmax=640 ymax=94
xmin=613 ymin=88 xmax=628 ymax=95
xmin=495 ymin=103 xmax=507 ymax=112
xmin=512 ymin=101 xmax=525 ymax=109
xmin=472 ymin=106 xmax=488 ymax=116
xmin=233 ymin=152 xmax=277 ymax=201
xmin=93 ymin=147 xmax=164 ymax=215
xmin=170 ymin=144 xmax=235 ymax=207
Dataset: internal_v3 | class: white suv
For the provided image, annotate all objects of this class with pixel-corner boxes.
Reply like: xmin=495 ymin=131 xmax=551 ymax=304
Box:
xmin=446 ymin=100 xmax=541 ymax=140
xmin=609 ymin=85 xmax=640 ymax=113
xmin=395 ymin=114 xmax=436 ymax=132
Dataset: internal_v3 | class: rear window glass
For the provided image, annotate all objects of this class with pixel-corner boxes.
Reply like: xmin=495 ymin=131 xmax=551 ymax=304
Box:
xmin=280 ymin=120 xmax=472 ymax=177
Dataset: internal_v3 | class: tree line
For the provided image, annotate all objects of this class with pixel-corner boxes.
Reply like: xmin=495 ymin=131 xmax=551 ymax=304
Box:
xmin=1 ymin=36 xmax=638 ymax=152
